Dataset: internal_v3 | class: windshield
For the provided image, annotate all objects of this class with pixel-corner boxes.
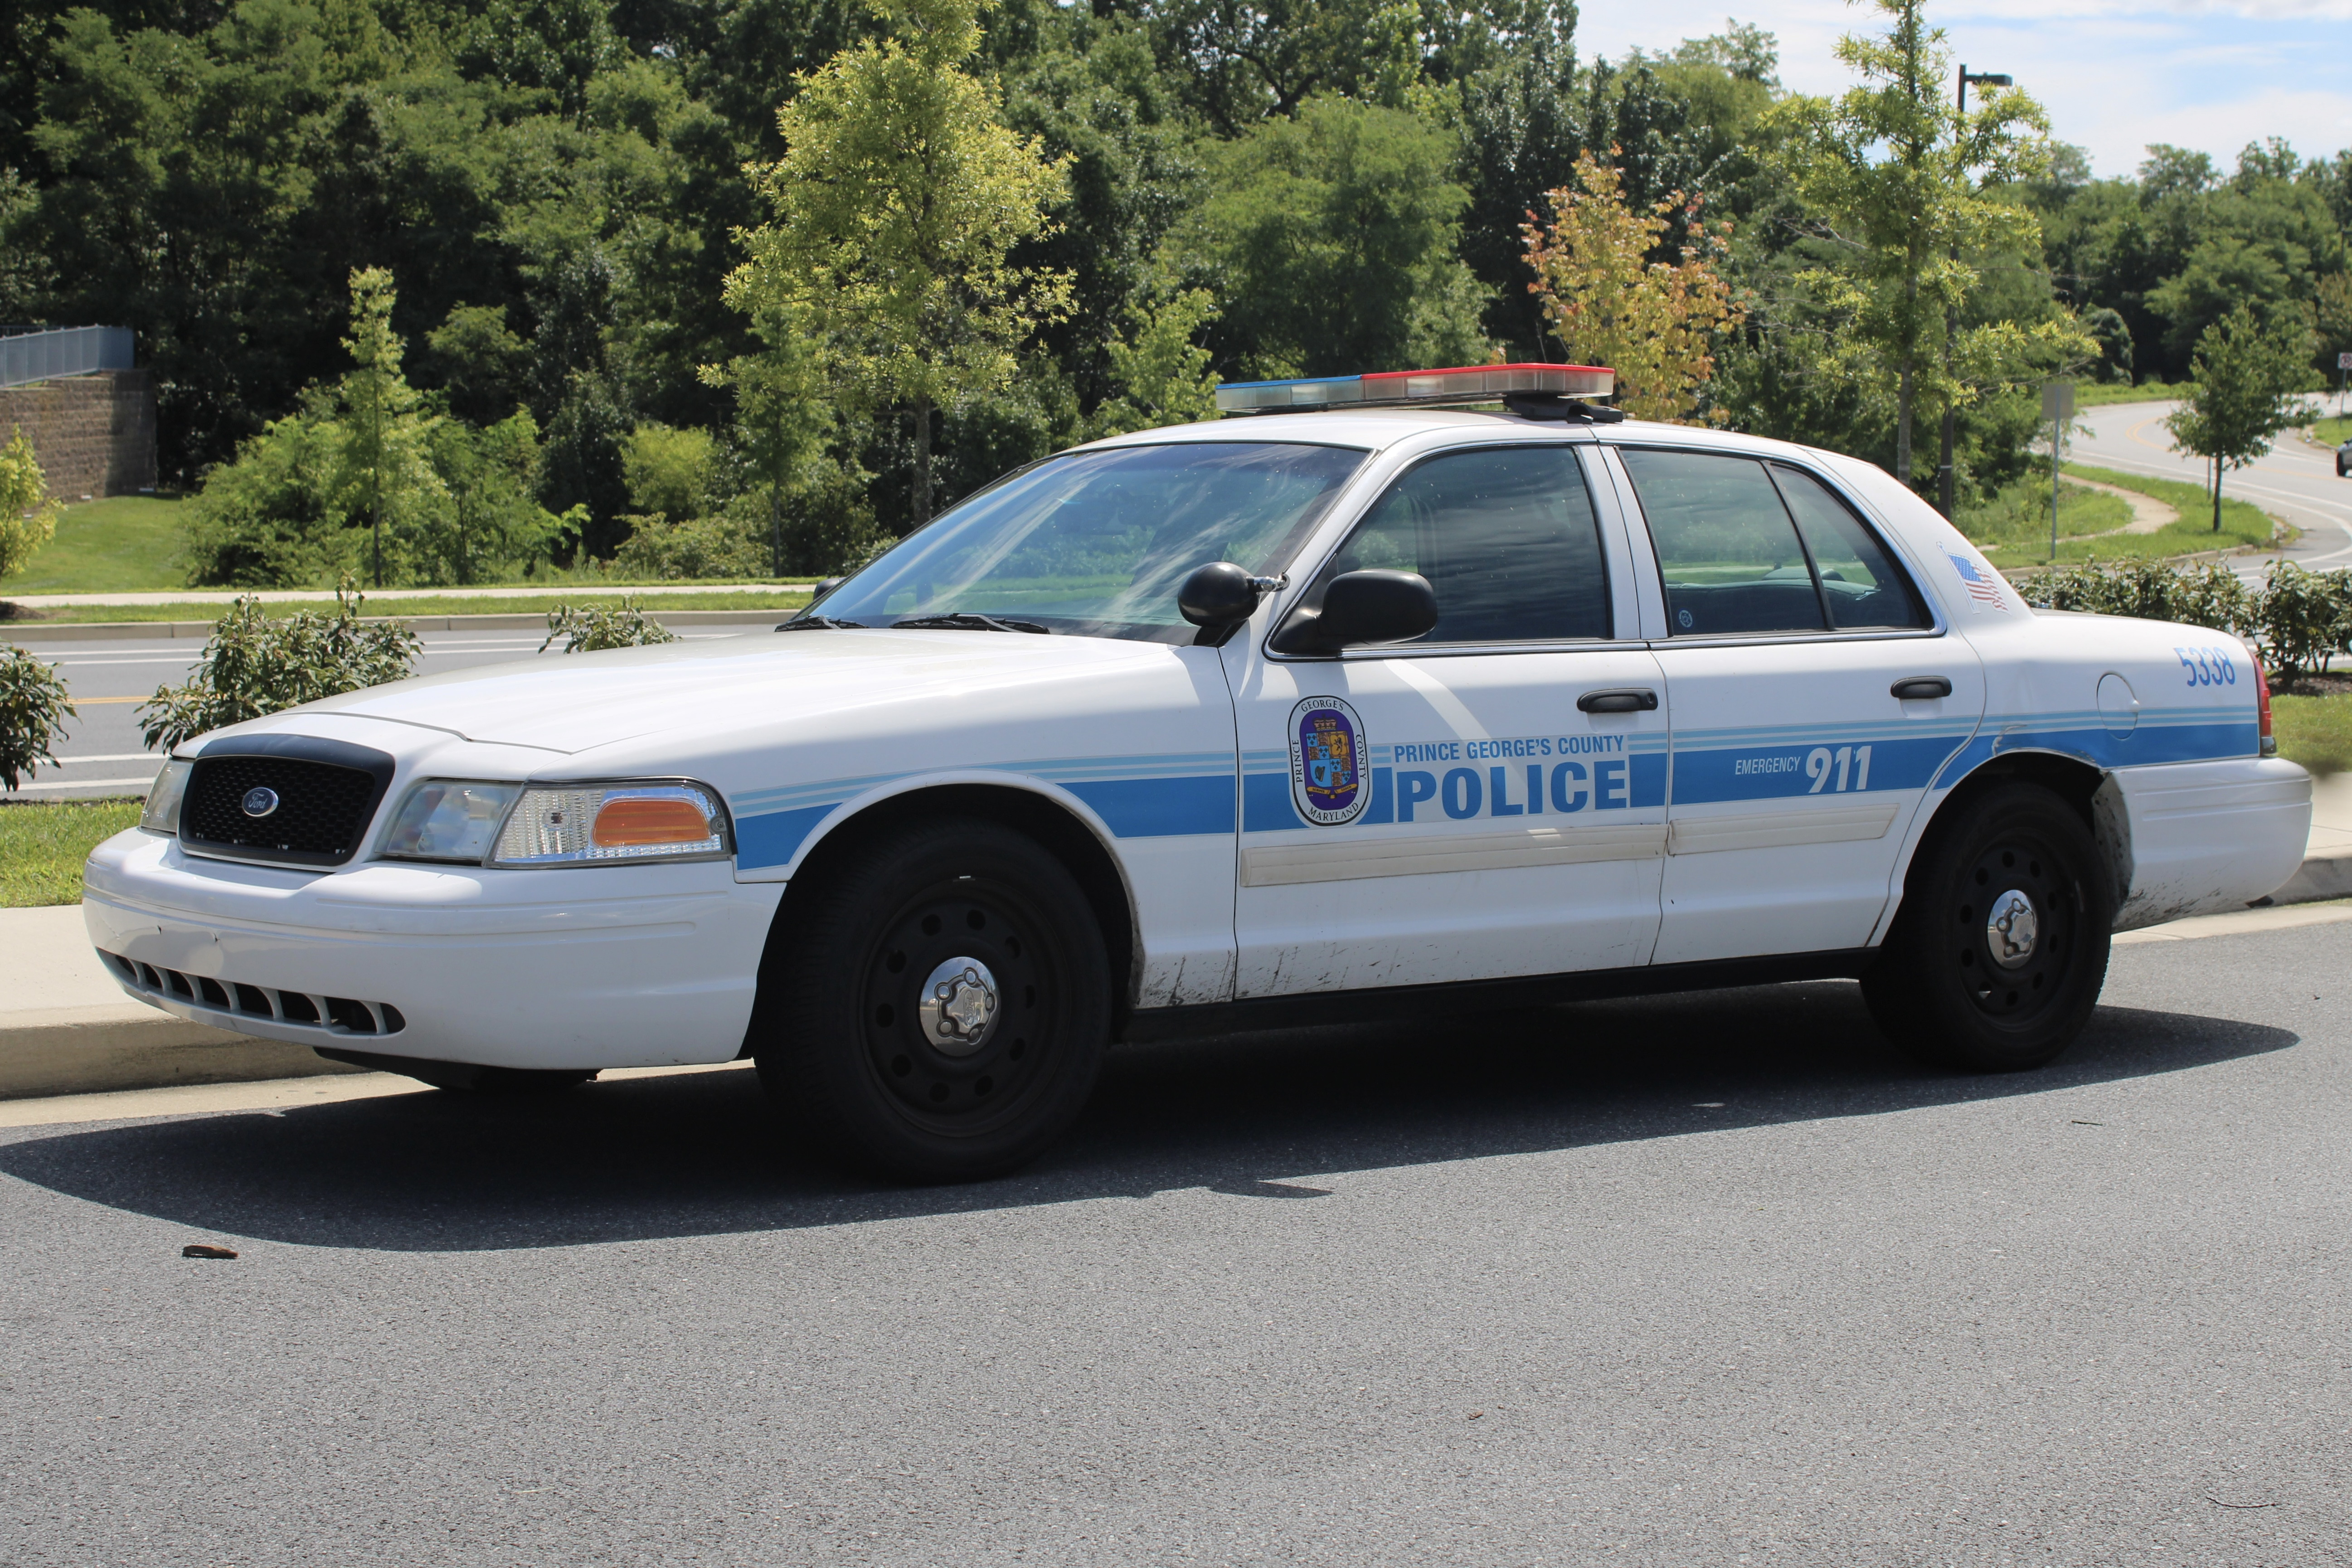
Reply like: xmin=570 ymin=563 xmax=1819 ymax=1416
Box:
xmin=807 ymin=442 xmax=1369 ymax=643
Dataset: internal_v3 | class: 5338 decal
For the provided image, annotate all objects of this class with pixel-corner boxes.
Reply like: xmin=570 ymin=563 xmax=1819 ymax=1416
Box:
xmin=2173 ymin=646 xmax=2238 ymax=687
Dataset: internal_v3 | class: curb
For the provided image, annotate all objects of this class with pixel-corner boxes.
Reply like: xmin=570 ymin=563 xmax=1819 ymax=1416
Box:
xmin=0 ymin=1009 xmax=369 ymax=1099
xmin=10 ymin=843 xmax=2352 ymax=1104
xmin=3 ymin=607 xmax=802 ymax=644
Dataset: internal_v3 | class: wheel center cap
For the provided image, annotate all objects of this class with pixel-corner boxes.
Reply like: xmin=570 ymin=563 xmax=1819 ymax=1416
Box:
xmin=918 ymin=956 xmax=999 ymax=1057
xmin=1987 ymin=889 xmax=2039 ymax=969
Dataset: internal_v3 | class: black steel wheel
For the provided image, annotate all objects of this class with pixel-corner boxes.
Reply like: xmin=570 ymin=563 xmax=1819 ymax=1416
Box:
xmin=1863 ymin=782 xmax=2113 ymax=1072
xmin=754 ymin=817 xmax=1110 ymax=1180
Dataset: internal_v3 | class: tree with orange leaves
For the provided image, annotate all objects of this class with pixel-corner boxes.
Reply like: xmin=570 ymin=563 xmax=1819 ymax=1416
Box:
xmin=1520 ymin=150 xmax=1746 ymax=424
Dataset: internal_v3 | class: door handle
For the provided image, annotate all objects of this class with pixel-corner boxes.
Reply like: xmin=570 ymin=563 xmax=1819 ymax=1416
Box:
xmin=1577 ymin=688 xmax=1659 ymax=713
xmin=1890 ymin=676 xmax=1953 ymax=700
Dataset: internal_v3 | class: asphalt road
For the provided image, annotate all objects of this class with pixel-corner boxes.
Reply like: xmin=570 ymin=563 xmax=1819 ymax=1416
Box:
xmin=2 ymin=919 xmax=2348 ymax=1565
xmin=7 ymin=622 xmax=778 ymax=797
xmin=2071 ymin=399 xmax=2352 ymax=577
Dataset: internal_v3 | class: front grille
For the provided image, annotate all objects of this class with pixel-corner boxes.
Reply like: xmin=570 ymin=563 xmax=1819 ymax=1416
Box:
xmin=99 ymin=950 xmax=407 ymax=1036
xmin=184 ymin=755 xmax=383 ymax=865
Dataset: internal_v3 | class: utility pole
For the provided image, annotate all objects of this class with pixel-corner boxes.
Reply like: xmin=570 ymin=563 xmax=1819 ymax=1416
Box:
xmin=1937 ymin=64 xmax=2012 ymax=518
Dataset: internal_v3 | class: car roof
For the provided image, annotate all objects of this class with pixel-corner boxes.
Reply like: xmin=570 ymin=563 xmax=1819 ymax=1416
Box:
xmin=1077 ymin=408 xmax=1844 ymax=469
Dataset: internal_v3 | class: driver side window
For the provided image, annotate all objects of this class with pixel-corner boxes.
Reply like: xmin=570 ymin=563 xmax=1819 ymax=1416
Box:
xmin=1317 ymin=445 xmax=1613 ymax=644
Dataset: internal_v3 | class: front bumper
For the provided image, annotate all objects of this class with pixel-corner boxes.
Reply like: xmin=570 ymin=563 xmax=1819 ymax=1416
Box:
xmin=82 ymin=829 xmax=784 ymax=1071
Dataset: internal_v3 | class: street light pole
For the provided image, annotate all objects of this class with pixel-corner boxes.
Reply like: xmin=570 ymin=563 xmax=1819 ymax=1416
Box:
xmin=1937 ymin=65 xmax=2012 ymax=519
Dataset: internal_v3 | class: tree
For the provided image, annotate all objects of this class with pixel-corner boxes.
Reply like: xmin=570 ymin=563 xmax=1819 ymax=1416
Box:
xmin=332 ymin=267 xmax=445 ymax=587
xmin=0 ymin=427 xmax=60 ymax=582
xmin=700 ymin=300 xmax=840 ymax=573
xmin=1169 ymin=94 xmax=1492 ymax=380
xmin=1765 ymin=0 xmax=2081 ymax=485
xmin=2165 ymin=305 xmax=2317 ymax=532
xmin=1088 ymin=288 xmax=1221 ymax=436
xmin=1521 ymin=149 xmax=1745 ymax=422
xmin=727 ymin=0 xmax=1073 ymax=526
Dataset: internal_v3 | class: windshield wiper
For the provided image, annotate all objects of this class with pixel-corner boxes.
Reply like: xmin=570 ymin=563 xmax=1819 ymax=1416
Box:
xmin=889 ymin=613 xmax=1052 ymax=635
xmin=776 ymin=616 xmax=865 ymax=631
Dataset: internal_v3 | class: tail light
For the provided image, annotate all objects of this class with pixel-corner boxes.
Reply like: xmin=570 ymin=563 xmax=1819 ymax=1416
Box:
xmin=2250 ymin=647 xmax=2277 ymax=757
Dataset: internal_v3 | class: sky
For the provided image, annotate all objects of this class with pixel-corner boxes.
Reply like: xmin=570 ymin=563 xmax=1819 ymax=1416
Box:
xmin=1577 ymin=0 xmax=2352 ymax=179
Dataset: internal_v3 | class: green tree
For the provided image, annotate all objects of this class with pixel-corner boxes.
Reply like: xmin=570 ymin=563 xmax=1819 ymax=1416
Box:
xmin=1765 ymin=0 xmax=2083 ymax=485
xmin=419 ymin=410 xmax=558 ymax=586
xmin=332 ymin=267 xmax=445 ymax=587
xmin=1088 ymin=288 xmax=1220 ymax=436
xmin=1170 ymin=94 xmax=1492 ymax=379
xmin=0 ymin=427 xmax=59 ymax=582
xmin=728 ymin=0 xmax=1073 ymax=525
xmin=0 ymin=647 xmax=75 ymax=792
xmin=2165 ymin=304 xmax=2317 ymax=532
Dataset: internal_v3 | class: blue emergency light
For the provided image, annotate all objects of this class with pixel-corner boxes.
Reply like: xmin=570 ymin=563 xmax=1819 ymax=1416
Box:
xmin=1214 ymin=362 xmax=1615 ymax=415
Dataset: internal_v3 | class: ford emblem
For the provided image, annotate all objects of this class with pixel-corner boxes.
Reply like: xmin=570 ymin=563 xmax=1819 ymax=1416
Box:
xmin=241 ymin=786 xmax=281 ymax=819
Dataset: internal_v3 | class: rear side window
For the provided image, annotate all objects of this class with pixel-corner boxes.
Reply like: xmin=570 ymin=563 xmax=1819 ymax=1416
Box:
xmin=1618 ymin=449 xmax=1927 ymax=636
xmin=1319 ymin=446 xmax=1611 ymax=643
xmin=1769 ymin=466 xmax=1930 ymax=630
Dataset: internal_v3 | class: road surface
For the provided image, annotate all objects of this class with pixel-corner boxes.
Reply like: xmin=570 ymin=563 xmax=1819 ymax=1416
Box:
xmin=1 ymin=912 xmax=2348 ymax=1565
xmin=2070 ymin=399 xmax=2352 ymax=577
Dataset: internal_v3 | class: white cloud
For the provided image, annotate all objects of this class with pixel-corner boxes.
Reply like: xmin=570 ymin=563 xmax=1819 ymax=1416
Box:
xmin=1574 ymin=0 xmax=2352 ymax=176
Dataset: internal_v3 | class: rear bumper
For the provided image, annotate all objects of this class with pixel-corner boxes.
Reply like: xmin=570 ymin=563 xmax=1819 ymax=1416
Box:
xmin=2111 ymin=757 xmax=2312 ymax=931
xmin=80 ymin=829 xmax=784 ymax=1071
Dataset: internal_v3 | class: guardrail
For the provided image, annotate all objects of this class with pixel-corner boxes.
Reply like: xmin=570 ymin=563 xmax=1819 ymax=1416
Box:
xmin=0 ymin=326 xmax=135 ymax=388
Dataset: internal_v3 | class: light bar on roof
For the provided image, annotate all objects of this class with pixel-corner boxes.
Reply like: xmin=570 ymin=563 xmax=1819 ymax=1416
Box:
xmin=1214 ymin=362 xmax=1615 ymax=415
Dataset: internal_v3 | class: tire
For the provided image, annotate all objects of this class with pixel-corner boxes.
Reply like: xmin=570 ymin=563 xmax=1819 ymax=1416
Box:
xmin=754 ymin=818 xmax=1112 ymax=1181
xmin=1862 ymin=782 xmax=2113 ymax=1072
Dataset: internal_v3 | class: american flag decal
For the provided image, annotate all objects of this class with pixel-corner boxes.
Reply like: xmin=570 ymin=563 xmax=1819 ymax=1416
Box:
xmin=1945 ymin=552 xmax=2009 ymax=611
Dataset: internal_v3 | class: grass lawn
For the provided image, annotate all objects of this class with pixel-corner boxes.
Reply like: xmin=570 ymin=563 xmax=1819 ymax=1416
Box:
xmin=1976 ymin=463 xmax=2282 ymax=570
xmin=0 ymin=797 xmax=142 ymax=907
xmin=2074 ymin=381 xmax=2188 ymax=408
xmin=6 ymin=495 xmax=190 ymax=593
xmin=1956 ymin=479 xmax=2131 ymax=563
xmin=9 ymin=588 xmax=813 ymax=625
xmin=2274 ymin=693 xmax=2352 ymax=778
xmin=2307 ymin=413 xmax=2352 ymax=447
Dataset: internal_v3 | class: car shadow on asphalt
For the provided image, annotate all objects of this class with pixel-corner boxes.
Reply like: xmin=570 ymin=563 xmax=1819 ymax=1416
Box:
xmin=0 ymin=981 xmax=2298 ymax=1252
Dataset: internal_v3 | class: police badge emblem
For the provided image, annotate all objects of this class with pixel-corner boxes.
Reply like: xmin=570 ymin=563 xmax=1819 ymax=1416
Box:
xmin=1289 ymin=695 xmax=1370 ymax=826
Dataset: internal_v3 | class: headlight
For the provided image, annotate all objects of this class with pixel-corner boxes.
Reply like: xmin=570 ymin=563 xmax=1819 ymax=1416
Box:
xmin=379 ymin=781 xmax=524 ymax=863
xmin=139 ymin=760 xmax=194 ymax=835
xmin=489 ymin=781 xmax=730 ymax=867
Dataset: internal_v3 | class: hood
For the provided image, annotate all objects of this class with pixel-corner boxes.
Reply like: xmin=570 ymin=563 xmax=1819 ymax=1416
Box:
xmin=295 ymin=628 xmax=1186 ymax=754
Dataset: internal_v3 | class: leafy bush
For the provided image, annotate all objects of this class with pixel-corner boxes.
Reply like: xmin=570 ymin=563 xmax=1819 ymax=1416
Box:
xmin=137 ymin=579 xmax=422 ymax=750
xmin=180 ymin=411 xmax=355 ymax=587
xmin=539 ymin=597 xmax=679 ymax=652
xmin=2017 ymin=556 xmax=2352 ymax=680
xmin=0 ymin=646 xmax=75 ymax=790
xmin=611 ymin=510 xmax=770 ymax=580
xmin=0 ymin=426 xmax=60 ymax=582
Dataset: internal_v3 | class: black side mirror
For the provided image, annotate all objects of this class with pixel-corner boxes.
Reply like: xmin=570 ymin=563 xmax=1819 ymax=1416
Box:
xmin=1273 ymin=570 xmax=1438 ymax=655
xmin=812 ymin=576 xmax=845 ymax=601
xmin=1178 ymin=561 xmax=1261 ymax=627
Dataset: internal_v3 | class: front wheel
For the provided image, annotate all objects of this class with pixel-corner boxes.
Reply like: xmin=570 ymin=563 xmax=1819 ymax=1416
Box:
xmin=754 ymin=818 xmax=1111 ymax=1181
xmin=1862 ymin=783 xmax=2113 ymax=1072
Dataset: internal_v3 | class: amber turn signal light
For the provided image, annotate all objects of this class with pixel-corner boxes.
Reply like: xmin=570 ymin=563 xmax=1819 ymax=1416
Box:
xmin=592 ymin=796 xmax=713 ymax=846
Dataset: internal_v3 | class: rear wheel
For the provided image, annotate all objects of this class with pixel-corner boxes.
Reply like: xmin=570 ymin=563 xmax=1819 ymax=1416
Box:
xmin=1863 ymin=782 xmax=2113 ymax=1072
xmin=754 ymin=818 xmax=1111 ymax=1181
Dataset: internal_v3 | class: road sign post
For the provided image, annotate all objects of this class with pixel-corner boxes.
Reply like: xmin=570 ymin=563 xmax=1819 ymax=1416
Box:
xmin=2337 ymin=350 xmax=2351 ymax=417
xmin=2043 ymin=381 xmax=2075 ymax=561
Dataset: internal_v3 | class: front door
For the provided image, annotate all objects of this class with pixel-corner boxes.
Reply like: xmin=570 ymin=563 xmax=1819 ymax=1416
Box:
xmin=1225 ymin=442 xmax=1670 ymax=999
xmin=1605 ymin=446 xmax=1987 ymax=965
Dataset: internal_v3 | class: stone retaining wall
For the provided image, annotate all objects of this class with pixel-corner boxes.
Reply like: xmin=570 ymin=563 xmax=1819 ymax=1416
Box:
xmin=0 ymin=370 xmax=157 ymax=499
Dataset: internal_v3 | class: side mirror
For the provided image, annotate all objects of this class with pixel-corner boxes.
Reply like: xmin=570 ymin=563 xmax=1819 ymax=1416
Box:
xmin=1273 ymin=570 xmax=1438 ymax=655
xmin=812 ymin=576 xmax=845 ymax=601
xmin=1177 ymin=561 xmax=1261 ymax=628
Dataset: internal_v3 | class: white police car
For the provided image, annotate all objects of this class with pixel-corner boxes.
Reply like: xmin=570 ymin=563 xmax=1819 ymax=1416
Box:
xmin=85 ymin=364 xmax=2313 ymax=1179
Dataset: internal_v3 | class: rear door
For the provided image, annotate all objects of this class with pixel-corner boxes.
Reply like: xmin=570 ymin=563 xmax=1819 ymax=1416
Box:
xmin=1604 ymin=446 xmax=1987 ymax=966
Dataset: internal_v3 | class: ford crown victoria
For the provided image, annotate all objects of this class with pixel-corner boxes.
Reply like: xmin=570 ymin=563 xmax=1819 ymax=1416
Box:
xmin=83 ymin=364 xmax=2314 ymax=1179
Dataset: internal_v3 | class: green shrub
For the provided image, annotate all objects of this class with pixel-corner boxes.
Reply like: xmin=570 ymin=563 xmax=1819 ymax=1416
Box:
xmin=2016 ymin=556 xmax=2352 ymax=681
xmin=0 ymin=646 xmax=75 ymax=790
xmin=610 ymin=510 xmax=771 ymax=580
xmin=137 ymin=579 xmax=422 ymax=750
xmin=0 ymin=425 xmax=60 ymax=582
xmin=539 ymin=597 xmax=679 ymax=652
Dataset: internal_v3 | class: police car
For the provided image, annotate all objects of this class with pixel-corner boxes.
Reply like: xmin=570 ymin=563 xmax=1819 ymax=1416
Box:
xmin=84 ymin=363 xmax=2313 ymax=1180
